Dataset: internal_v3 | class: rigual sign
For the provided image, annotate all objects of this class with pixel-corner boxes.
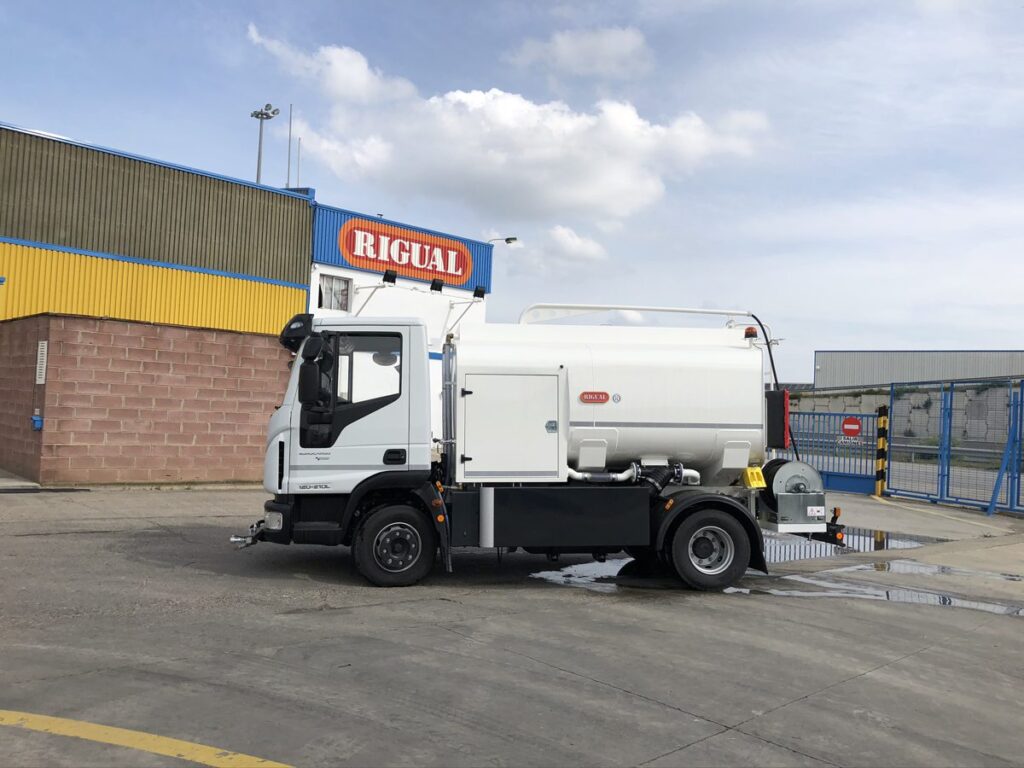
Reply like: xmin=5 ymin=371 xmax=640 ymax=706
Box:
xmin=338 ymin=217 xmax=473 ymax=287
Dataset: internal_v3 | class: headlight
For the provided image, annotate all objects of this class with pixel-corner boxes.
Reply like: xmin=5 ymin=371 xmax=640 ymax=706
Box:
xmin=264 ymin=511 xmax=284 ymax=531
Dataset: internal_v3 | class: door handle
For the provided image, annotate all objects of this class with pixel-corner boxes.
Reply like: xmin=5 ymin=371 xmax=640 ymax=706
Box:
xmin=383 ymin=449 xmax=407 ymax=465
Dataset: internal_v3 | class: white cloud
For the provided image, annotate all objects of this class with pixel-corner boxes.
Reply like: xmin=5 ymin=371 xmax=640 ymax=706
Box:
xmin=510 ymin=225 xmax=608 ymax=275
xmin=248 ymin=25 xmax=767 ymax=225
xmin=247 ymin=23 xmax=416 ymax=103
xmin=510 ymin=27 xmax=654 ymax=79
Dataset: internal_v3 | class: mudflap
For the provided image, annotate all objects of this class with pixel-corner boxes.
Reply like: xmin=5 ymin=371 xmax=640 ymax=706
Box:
xmin=413 ymin=481 xmax=453 ymax=573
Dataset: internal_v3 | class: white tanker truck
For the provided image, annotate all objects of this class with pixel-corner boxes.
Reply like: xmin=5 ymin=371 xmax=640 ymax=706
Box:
xmin=232 ymin=304 xmax=835 ymax=590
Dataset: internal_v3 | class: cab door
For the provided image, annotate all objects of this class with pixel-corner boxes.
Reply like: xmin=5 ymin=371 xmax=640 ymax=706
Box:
xmin=290 ymin=329 xmax=410 ymax=494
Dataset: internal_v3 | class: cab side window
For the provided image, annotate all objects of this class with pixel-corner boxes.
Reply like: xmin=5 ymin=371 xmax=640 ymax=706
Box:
xmin=299 ymin=333 xmax=402 ymax=448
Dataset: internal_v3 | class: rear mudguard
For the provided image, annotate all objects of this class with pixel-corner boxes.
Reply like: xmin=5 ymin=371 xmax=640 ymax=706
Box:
xmin=654 ymin=491 xmax=768 ymax=574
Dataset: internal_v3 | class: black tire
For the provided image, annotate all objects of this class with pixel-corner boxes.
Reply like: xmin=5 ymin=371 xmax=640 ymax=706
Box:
xmin=353 ymin=504 xmax=437 ymax=587
xmin=668 ymin=508 xmax=750 ymax=590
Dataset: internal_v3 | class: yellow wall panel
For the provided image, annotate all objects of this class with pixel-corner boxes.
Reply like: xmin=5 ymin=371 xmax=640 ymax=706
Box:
xmin=0 ymin=241 xmax=307 ymax=335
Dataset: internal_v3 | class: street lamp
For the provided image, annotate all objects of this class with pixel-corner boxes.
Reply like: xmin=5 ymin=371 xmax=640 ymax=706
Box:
xmin=250 ymin=103 xmax=280 ymax=184
xmin=488 ymin=236 xmax=518 ymax=245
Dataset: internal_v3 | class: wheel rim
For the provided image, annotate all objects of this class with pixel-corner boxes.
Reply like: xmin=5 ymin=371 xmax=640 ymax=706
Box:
xmin=687 ymin=525 xmax=735 ymax=575
xmin=372 ymin=522 xmax=422 ymax=573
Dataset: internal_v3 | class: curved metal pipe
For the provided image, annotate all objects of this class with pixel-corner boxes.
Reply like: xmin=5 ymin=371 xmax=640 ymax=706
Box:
xmin=567 ymin=465 xmax=636 ymax=483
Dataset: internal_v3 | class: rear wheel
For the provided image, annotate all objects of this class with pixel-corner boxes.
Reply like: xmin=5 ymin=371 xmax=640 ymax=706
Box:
xmin=669 ymin=508 xmax=750 ymax=590
xmin=353 ymin=505 xmax=437 ymax=587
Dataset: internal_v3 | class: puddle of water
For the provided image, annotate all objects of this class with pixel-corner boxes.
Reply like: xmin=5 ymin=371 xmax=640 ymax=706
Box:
xmin=529 ymin=526 xmax=951 ymax=593
xmin=529 ymin=558 xmax=681 ymax=593
xmin=725 ymin=573 xmax=1023 ymax=617
xmin=530 ymin=556 xmax=1023 ymax=618
xmin=830 ymin=559 xmax=1023 ymax=582
xmin=763 ymin=526 xmax=944 ymax=564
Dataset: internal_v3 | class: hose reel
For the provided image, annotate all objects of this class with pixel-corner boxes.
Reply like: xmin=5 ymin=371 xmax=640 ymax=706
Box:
xmin=760 ymin=459 xmax=824 ymax=513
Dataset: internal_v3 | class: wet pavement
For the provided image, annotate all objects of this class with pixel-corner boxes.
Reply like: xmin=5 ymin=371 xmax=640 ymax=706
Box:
xmin=530 ymin=554 xmax=1024 ymax=617
xmin=2 ymin=488 xmax=1023 ymax=767
xmin=762 ymin=525 xmax=944 ymax=563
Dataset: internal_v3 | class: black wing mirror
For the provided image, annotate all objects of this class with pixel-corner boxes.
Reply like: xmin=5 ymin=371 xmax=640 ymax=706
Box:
xmin=301 ymin=336 xmax=324 ymax=361
xmin=298 ymin=361 xmax=320 ymax=406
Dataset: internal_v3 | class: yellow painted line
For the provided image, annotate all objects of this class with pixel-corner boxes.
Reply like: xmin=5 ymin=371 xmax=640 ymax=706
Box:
xmin=0 ymin=710 xmax=292 ymax=768
xmin=870 ymin=495 xmax=1011 ymax=533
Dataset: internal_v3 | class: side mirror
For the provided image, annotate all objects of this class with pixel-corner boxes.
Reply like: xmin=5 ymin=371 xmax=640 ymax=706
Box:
xmin=298 ymin=361 xmax=320 ymax=405
xmin=301 ymin=336 xmax=324 ymax=361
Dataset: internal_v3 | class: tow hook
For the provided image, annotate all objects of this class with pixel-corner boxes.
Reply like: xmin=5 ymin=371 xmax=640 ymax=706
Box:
xmin=230 ymin=520 xmax=265 ymax=549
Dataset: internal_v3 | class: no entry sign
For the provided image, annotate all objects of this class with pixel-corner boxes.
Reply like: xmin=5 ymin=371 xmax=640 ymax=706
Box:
xmin=841 ymin=416 xmax=862 ymax=437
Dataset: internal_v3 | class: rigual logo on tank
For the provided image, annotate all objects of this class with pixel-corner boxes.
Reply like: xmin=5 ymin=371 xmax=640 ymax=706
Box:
xmin=338 ymin=218 xmax=473 ymax=286
xmin=579 ymin=391 xmax=610 ymax=404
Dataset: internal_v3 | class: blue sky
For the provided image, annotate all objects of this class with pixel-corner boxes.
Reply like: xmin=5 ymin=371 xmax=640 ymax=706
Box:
xmin=3 ymin=0 xmax=1023 ymax=380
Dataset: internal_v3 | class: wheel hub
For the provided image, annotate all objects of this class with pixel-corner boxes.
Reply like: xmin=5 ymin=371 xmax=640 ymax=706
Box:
xmin=688 ymin=525 xmax=735 ymax=576
xmin=373 ymin=522 xmax=422 ymax=573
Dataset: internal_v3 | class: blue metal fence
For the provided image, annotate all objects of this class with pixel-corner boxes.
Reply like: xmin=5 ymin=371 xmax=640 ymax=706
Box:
xmin=779 ymin=411 xmax=878 ymax=494
xmin=886 ymin=378 xmax=1024 ymax=516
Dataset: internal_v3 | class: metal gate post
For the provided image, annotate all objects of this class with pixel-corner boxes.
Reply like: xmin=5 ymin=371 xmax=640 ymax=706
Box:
xmin=887 ymin=384 xmax=896 ymax=494
xmin=938 ymin=384 xmax=953 ymax=503
xmin=988 ymin=390 xmax=1020 ymax=515
xmin=875 ymin=405 xmax=889 ymax=496
xmin=1011 ymin=382 xmax=1023 ymax=513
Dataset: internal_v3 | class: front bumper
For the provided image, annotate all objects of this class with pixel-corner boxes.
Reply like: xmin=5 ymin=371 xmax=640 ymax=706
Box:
xmin=229 ymin=497 xmax=295 ymax=547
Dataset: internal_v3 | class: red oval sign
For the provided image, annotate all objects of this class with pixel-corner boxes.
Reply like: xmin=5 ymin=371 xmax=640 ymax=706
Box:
xmin=841 ymin=416 xmax=862 ymax=437
xmin=338 ymin=218 xmax=473 ymax=286
xmin=580 ymin=391 xmax=610 ymax=404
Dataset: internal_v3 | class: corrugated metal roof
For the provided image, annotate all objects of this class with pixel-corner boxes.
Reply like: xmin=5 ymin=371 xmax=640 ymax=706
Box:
xmin=0 ymin=126 xmax=313 ymax=285
xmin=312 ymin=204 xmax=493 ymax=293
xmin=814 ymin=350 xmax=1024 ymax=388
xmin=0 ymin=121 xmax=312 ymax=200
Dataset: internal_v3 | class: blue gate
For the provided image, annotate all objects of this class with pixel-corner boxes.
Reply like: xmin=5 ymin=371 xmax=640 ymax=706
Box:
xmin=778 ymin=411 xmax=878 ymax=494
xmin=886 ymin=379 xmax=1024 ymax=516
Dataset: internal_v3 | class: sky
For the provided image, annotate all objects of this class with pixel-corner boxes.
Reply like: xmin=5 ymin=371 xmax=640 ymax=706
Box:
xmin=2 ymin=0 xmax=1023 ymax=381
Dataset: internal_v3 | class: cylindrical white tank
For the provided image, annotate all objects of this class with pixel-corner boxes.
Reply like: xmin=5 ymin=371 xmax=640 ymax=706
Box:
xmin=452 ymin=323 xmax=766 ymax=477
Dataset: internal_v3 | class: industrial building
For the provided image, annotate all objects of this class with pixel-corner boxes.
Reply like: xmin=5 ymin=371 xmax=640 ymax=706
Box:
xmin=813 ymin=350 xmax=1024 ymax=389
xmin=0 ymin=122 xmax=492 ymax=485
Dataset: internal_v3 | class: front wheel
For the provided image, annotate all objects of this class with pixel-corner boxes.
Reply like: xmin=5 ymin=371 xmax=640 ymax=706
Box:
xmin=668 ymin=508 xmax=750 ymax=590
xmin=353 ymin=505 xmax=437 ymax=587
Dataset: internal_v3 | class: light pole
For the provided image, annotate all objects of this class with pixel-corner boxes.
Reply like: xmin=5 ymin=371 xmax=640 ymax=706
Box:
xmin=488 ymin=237 xmax=518 ymax=245
xmin=250 ymin=103 xmax=280 ymax=184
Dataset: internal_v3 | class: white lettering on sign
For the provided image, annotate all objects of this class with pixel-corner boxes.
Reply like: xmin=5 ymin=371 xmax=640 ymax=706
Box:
xmin=445 ymin=250 xmax=462 ymax=276
xmin=353 ymin=230 xmax=376 ymax=259
xmin=410 ymin=242 xmax=430 ymax=269
xmin=389 ymin=238 xmax=410 ymax=265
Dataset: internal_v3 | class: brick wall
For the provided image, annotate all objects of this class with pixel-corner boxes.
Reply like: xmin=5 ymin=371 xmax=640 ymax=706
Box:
xmin=13 ymin=315 xmax=292 ymax=485
xmin=0 ymin=315 xmax=49 ymax=481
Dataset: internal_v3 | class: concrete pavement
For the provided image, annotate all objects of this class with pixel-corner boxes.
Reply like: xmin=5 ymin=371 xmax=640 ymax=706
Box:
xmin=0 ymin=488 xmax=1022 ymax=767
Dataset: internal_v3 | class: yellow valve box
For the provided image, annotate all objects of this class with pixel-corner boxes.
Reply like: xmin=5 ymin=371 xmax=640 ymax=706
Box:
xmin=741 ymin=466 xmax=767 ymax=489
